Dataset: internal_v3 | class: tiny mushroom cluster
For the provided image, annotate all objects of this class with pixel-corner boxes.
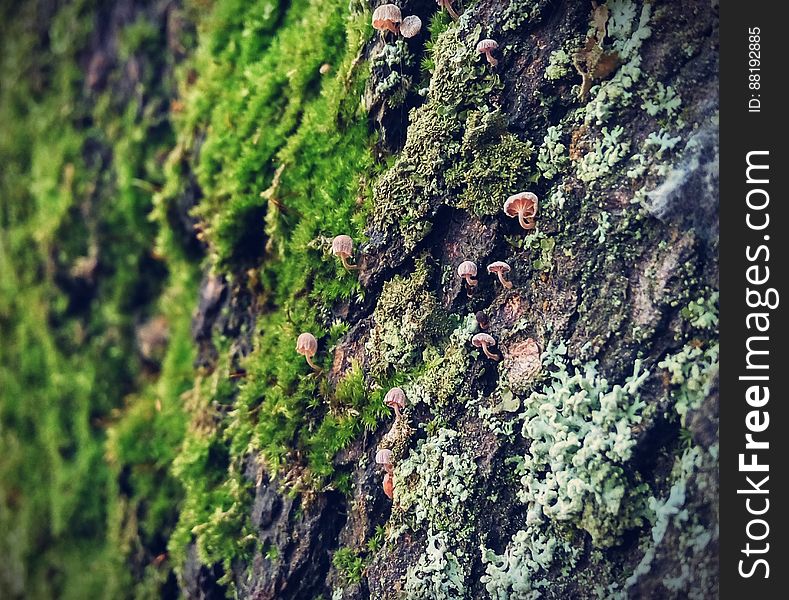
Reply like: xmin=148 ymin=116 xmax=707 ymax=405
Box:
xmin=372 ymin=4 xmax=422 ymax=40
xmin=296 ymin=131 xmax=541 ymax=503
xmin=375 ymin=386 xmax=409 ymax=499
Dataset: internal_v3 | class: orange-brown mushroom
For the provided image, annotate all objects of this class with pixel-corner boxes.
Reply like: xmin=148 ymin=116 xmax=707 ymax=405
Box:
xmin=504 ymin=192 xmax=538 ymax=230
xmin=372 ymin=4 xmax=402 ymax=36
xmin=383 ymin=472 xmax=394 ymax=498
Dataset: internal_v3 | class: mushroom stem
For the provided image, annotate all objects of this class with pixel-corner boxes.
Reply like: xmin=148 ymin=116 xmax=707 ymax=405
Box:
xmin=482 ymin=344 xmax=501 ymax=361
xmin=485 ymin=51 xmax=498 ymax=67
xmin=464 ymin=274 xmax=477 ymax=287
xmin=496 ymin=272 xmax=513 ymax=289
xmin=443 ymin=1 xmax=459 ymax=20
xmin=305 ymin=355 xmax=321 ymax=372
xmin=518 ymin=211 xmax=535 ymax=230
xmin=340 ymin=255 xmax=359 ymax=271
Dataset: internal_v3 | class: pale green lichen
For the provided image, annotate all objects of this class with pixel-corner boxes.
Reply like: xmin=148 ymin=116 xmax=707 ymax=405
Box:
xmin=481 ymin=523 xmax=579 ymax=600
xmin=544 ymin=49 xmax=572 ymax=81
xmin=521 ymin=230 xmax=556 ymax=271
xmin=624 ymin=445 xmax=717 ymax=599
xmin=681 ymin=292 xmax=719 ymax=331
xmin=395 ymin=427 xmax=476 ymax=534
xmin=593 ymin=211 xmax=611 ymax=244
xmin=516 ymin=343 xmax=650 ymax=546
xmin=372 ymin=40 xmax=415 ymax=107
xmin=641 ymin=82 xmax=682 ymax=118
xmin=479 ymin=343 xmax=655 ymax=599
xmin=582 ymin=1 xmax=653 ymax=126
xmin=395 ymin=427 xmax=477 ymax=598
xmin=658 ymin=342 xmax=719 ymax=426
xmin=405 ymin=529 xmax=467 ymax=600
xmin=575 ymin=125 xmax=631 ymax=183
xmin=537 ymin=125 xmax=570 ymax=180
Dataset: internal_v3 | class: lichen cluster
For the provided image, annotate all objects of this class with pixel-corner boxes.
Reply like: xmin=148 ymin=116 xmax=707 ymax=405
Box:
xmin=394 ymin=428 xmax=478 ymax=598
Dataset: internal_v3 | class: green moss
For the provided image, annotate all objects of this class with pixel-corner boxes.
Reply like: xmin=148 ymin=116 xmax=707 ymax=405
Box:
xmin=369 ymin=20 xmax=535 ymax=252
xmin=155 ymin=0 xmax=383 ymax=582
xmin=404 ymin=314 xmax=477 ymax=408
xmin=0 ymin=1 xmax=192 ymax=596
xmin=366 ymin=258 xmax=451 ymax=377
xmin=332 ymin=547 xmax=365 ymax=584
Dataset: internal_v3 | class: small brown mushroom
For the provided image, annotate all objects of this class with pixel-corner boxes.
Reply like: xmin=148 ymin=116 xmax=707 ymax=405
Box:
xmin=472 ymin=332 xmax=501 ymax=361
xmin=475 ymin=310 xmax=489 ymax=330
xmin=372 ymin=4 xmax=402 ymax=36
xmin=476 ymin=39 xmax=499 ymax=67
xmin=331 ymin=234 xmax=358 ymax=270
xmin=375 ymin=448 xmax=394 ymax=474
xmin=457 ymin=260 xmax=478 ymax=290
xmin=436 ymin=0 xmax=459 ymax=21
xmin=400 ymin=15 xmax=422 ymax=39
xmin=319 ymin=63 xmax=332 ymax=75
xmin=503 ymin=192 xmax=538 ymax=230
xmin=384 ymin=387 xmax=406 ymax=417
xmin=487 ymin=261 xmax=513 ymax=289
xmin=296 ymin=332 xmax=320 ymax=371
xmin=383 ymin=472 xmax=394 ymax=499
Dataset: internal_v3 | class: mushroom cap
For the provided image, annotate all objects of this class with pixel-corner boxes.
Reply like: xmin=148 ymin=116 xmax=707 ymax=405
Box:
xmin=487 ymin=261 xmax=511 ymax=274
xmin=503 ymin=192 xmax=538 ymax=218
xmin=472 ymin=333 xmax=496 ymax=348
xmin=384 ymin=386 xmax=406 ymax=410
xmin=476 ymin=39 xmax=499 ymax=53
xmin=400 ymin=15 xmax=422 ymax=38
xmin=296 ymin=332 xmax=318 ymax=356
xmin=331 ymin=234 xmax=354 ymax=258
xmin=372 ymin=4 xmax=402 ymax=30
xmin=457 ymin=260 xmax=477 ymax=278
xmin=375 ymin=448 xmax=393 ymax=466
